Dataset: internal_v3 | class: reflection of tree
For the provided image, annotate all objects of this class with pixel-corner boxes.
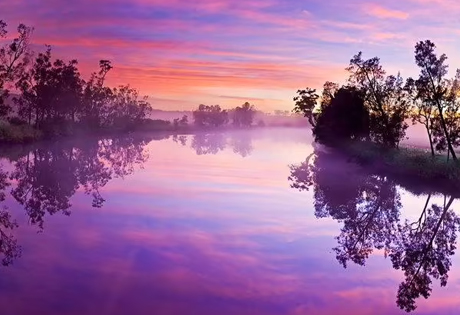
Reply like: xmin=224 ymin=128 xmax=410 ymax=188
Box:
xmin=172 ymin=135 xmax=187 ymax=146
xmin=289 ymin=147 xmax=459 ymax=312
xmin=10 ymin=136 xmax=149 ymax=228
xmin=188 ymin=132 xmax=254 ymax=157
xmin=99 ymin=137 xmax=149 ymax=178
xmin=0 ymin=166 xmax=21 ymax=266
xmin=229 ymin=133 xmax=253 ymax=157
xmin=191 ymin=133 xmax=226 ymax=155
xmin=390 ymin=195 xmax=460 ymax=312
xmin=10 ymin=146 xmax=79 ymax=228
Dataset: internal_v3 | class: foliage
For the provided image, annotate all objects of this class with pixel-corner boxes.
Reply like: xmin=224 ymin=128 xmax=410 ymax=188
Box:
xmin=346 ymin=52 xmax=409 ymax=147
xmin=231 ymin=102 xmax=255 ymax=127
xmin=0 ymin=21 xmax=33 ymax=118
xmin=414 ymin=40 xmax=458 ymax=160
xmin=173 ymin=115 xmax=188 ymax=129
xmin=313 ymin=87 xmax=369 ymax=144
xmin=0 ymin=120 xmax=42 ymax=143
xmin=293 ymin=87 xmax=319 ymax=127
xmin=193 ymin=104 xmax=229 ymax=128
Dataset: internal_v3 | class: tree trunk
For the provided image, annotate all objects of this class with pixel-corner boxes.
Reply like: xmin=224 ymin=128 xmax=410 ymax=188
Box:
xmin=424 ymin=63 xmax=457 ymax=160
xmin=436 ymin=102 xmax=457 ymax=160
xmin=425 ymin=124 xmax=435 ymax=157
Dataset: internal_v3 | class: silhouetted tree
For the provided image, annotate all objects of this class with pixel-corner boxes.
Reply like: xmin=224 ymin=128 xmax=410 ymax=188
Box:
xmin=404 ymin=77 xmax=436 ymax=156
xmin=193 ymin=104 xmax=228 ymax=128
xmin=313 ymin=87 xmax=369 ymax=145
xmin=105 ymin=85 xmax=152 ymax=131
xmin=430 ymin=69 xmax=460 ymax=157
xmin=347 ymin=52 xmax=409 ymax=147
xmin=320 ymin=81 xmax=339 ymax=110
xmin=80 ymin=60 xmax=114 ymax=130
xmin=293 ymin=88 xmax=319 ymax=127
xmin=15 ymin=46 xmax=84 ymax=134
xmin=173 ymin=115 xmax=188 ymax=129
xmin=232 ymin=102 xmax=256 ymax=127
xmin=414 ymin=40 xmax=458 ymax=160
xmin=0 ymin=21 xmax=33 ymax=117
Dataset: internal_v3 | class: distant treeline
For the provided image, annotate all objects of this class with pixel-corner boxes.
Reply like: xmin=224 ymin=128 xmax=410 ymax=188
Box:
xmin=294 ymin=40 xmax=460 ymax=161
xmin=0 ymin=20 xmax=304 ymax=144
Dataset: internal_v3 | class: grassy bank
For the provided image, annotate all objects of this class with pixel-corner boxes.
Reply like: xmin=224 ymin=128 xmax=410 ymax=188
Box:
xmin=0 ymin=118 xmax=190 ymax=145
xmin=336 ymin=140 xmax=460 ymax=194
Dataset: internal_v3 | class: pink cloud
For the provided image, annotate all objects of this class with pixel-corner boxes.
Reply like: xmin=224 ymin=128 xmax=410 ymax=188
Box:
xmin=365 ymin=4 xmax=409 ymax=19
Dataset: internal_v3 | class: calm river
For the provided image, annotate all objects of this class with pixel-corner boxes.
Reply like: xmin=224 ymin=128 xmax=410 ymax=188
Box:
xmin=0 ymin=128 xmax=458 ymax=315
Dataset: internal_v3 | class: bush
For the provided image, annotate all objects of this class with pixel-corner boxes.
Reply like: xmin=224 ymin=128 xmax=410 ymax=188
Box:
xmin=38 ymin=117 xmax=75 ymax=138
xmin=342 ymin=140 xmax=460 ymax=184
xmin=314 ymin=87 xmax=369 ymax=145
xmin=8 ymin=117 xmax=28 ymax=126
xmin=0 ymin=120 xmax=42 ymax=144
xmin=137 ymin=119 xmax=173 ymax=132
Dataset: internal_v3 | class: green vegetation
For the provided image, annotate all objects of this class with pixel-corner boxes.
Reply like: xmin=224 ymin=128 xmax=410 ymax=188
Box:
xmin=342 ymin=141 xmax=460 ymax=185
xmin=294 ymin=39 xmax=460 ymax=183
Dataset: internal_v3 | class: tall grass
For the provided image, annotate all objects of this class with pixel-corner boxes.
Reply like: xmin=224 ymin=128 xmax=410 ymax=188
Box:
xmin=343 ymin=140 xmax=460 ymax=182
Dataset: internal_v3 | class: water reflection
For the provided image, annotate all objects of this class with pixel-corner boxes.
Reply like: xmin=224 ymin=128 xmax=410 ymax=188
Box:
xmin=0 ymin=131 xmax=256 ymax=267
xmin=0 ymin=167 xmax=20 ymax=266
xmin=289 ymin=146 xmax=460 ymax=312
xmin=172 ymin=132 xmax=255 ymax=157
xmin=0 ymin=135 xmax=155 ymax=266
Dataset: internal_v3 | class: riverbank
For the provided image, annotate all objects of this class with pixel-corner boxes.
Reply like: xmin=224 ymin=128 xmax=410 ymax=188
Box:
xmin=332 ymin=140 xmax=460 ymax=195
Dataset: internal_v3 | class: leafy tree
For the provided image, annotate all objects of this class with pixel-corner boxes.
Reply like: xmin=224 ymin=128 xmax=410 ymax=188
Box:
xmin=193 ymin=104 xmax=228 ymax=128
xmin=320 ymin=81 xmax=339 ymax=110
xmin=173 ymin=115 xmax=188 ymax=129
xmin=404 ymin=77 xmax=436 ymax=156
xmin=313 ymin=86 xmax=369 ymax=145
xmin=15 ymin=46 xmax=84 ymax=133
xmin=414 ymin=40 xmax=457 ymax=160
xmin=293 ymin=87 xmax=319 ymax=127
xmin=0 ymin=21 xmax=33 ymax=117
xmin=232 ymin=102 xmax=255 ymax=127
xmin=80 ymin=60 xmax=114 ymax=130
xmin=106 ymin=85 xmax=152 ymax=131
xmin=429 ymin=69 xmax=460 ymax=157
xmin=347 ymin=52 xmax=409 ymax=147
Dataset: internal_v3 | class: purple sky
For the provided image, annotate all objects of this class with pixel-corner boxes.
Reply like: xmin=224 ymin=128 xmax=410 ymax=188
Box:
xmin=2 ymin=0 xmax=460 ymax=111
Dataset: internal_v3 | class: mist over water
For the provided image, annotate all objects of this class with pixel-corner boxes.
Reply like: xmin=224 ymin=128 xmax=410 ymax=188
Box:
xmin=0 ymin=128 xmax=458 ymax=315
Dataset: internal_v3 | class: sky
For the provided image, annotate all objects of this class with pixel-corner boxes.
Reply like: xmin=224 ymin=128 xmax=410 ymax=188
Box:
xmin=1 ymin=0 xmax=460 ymax=111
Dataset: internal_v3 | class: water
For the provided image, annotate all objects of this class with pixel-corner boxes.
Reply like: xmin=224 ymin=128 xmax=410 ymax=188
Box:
xmin=0 ymin=128 xmax=459 ymax=315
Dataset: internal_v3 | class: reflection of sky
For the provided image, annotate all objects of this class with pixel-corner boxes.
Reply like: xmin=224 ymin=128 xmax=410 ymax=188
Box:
xmin=0 ymin=130 xmax=459 ymax=314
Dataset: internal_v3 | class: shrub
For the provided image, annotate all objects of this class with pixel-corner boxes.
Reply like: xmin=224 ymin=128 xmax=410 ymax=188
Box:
xmin=0 ymin=120 xmax=42 ymax=143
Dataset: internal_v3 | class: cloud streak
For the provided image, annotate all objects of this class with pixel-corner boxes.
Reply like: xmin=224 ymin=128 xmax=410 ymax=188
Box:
xmin=2 ymin=0 xmax=460 ymax=110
